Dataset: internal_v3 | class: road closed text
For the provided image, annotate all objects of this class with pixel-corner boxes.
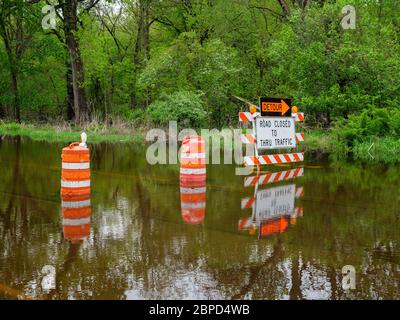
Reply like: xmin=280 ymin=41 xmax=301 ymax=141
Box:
xmin=255 ymin=117 xmax=296 ymax=149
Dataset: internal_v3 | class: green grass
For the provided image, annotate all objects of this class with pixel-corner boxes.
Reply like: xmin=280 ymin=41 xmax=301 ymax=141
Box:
xmin=0 ymin=122 xmax=145 ymax=144
xmin=1 ymin=121 xmax=399 ymax=164
xmin=353 ymin=137 xmax=400 ymax=164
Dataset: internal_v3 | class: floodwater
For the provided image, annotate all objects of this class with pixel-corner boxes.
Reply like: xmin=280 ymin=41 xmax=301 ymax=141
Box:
xmin=0 ymin=136 xmax=399 ymax=300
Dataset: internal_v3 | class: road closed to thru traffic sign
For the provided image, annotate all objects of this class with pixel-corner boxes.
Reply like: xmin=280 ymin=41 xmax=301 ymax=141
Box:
xmin=255 ymin=117 xmax=296 ymax=150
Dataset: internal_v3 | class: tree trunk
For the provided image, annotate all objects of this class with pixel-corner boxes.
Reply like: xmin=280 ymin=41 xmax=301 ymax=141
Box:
xmin=0 ymin=18 xmax=21 ymax=123
xmin=10 ymin=67 xmax=21 ymax=123
xmin=65 ymin=59 xmax=75 ymax=121
xmin=131 ymin=0 xmax=150 ymax=109
xmin=62 ymin=0 xmax=89 ymax=125
xmin=277 ymin=0 xmax=291 ymax=17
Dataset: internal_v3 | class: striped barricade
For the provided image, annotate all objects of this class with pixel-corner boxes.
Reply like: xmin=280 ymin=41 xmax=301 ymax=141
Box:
xmin=244 ymin=152 xmax=304 ymax=166
xmin=239 ymin=112 xmax=260 ymax=122
xmin=295 ymin=133 xmax=305 ymax=142
xmin=292 ymin=113 xmax=304 ymax=122
xmin=244 ymin=168 xmax=304 ymax=187
xmin=241 ymin=133 xmax=256 ymax=144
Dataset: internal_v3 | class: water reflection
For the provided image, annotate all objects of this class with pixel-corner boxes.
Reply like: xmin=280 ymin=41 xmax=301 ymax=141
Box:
xmin=61 ymin=194 xmax=91 ymax=243
xmin=0 ymin=136 xmax=399 ymax=299
xmin=239 ymin=169 xmax=304 ymax=239
xmin=180 ymin=179 xmax=206 ymax=225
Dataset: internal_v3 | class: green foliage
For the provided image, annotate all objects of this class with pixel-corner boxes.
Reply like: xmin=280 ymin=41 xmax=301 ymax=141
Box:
xmin=0 ymin=0 xmax=399 ymax=165
xmin=147 ymin=91 xmax=207 ymax=127
xmin=353 ymin=137 xmax=400 ymax=164
xmin=139 ymin=33 xmax=240 ymax=127
xmin=332 ymin=106 xmax=400 ymax=147
xmin=266 ymin=0 xmax=400 ymax=126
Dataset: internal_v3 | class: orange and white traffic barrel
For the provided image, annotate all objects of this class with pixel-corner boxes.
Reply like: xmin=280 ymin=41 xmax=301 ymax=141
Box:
xmin=180 ymin=179 xmax=206 ymax=224
xmin=61 ymin=133 xmax=90 ymax=199
xmin=62 ymin=194 xmax=91 ymax=243
xmin=180 ymin=136 xmax=206 ymax=183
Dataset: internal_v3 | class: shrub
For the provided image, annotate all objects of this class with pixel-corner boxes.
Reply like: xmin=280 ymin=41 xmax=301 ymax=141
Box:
xmin=332 ymin=106 xmax=400 ymax=147
xmin=147 ymin=91 xmax=207 ymax=127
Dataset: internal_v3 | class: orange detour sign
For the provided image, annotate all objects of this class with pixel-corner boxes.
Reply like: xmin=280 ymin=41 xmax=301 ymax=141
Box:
xmin=61 ymin=133 xmax=90 ymax=199
xmin=260 ymin=97 xmax=292 ymax=117
xmin=180 ymin=179 xmax=206 ymax=224
xmin=180 ymin=136 xmax=206 ymax=183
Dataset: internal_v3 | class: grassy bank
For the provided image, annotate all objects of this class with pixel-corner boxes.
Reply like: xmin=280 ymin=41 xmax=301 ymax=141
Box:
xmin=0 ymin=122 xmax=145 ymax=144
xmin=0 ymin=122 xmax=398 ymax=164
xmin=353 ymin=137 xmax=400 ymax=164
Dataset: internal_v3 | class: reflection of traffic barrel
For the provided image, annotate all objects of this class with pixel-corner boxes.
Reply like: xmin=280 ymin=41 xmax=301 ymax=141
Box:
xmin=62 ymin=194 xmax=91 ymax=243
xmin=61 ymin=134 xmax=90 ymax=199
xmin=180 ymin=179 xmax=206 ymax=224
xmin=180 ymin=136 xmax=206 ymax=183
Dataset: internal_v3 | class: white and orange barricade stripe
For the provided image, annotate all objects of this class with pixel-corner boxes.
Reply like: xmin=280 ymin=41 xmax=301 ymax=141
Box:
xmin=239 ymin=112 xmax=260 ymax=122
xmin=240 ymin=111 xmax=303 ymax=122
xmin=244 ymin=167 xmax=304 ymax=187
xmin=241 ymin=133 xmax=256 ymax=144
xmin=292 ymin=113 xmax=304 ymax=122
xmin=295 ymin=186 xmax=304 ymax=198
xmin=238 ymin=217 xmax=257 ymax=235
xmin=61 ymin=142 xmax=90 ymax=199
xmin=295 ymin=207 xmax=303 ymax=217
xmin=241 ymin=196 xmax=255 ymax=209
xmin=62 ymin=193 xmax=91 ymax=243
xmin=238 ymin=217 xmax=256 ymax=230
xmin=295 ymin=133 xmax=305 ymax=142
xmin=244 ymin=153 xmax=304 ymax=166
xmin=180 ymin=179 xmax=206 ymax=224
xmin=180 ymin=136 xmax=206 ymax=183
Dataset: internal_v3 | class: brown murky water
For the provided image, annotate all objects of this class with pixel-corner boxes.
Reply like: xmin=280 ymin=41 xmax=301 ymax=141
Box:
xmin=0 ymin=136 xmax=399 ymax=299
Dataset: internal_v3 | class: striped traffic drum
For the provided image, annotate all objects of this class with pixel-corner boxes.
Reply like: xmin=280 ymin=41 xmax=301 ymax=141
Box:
xmin=180 ymin=136 xmax=206 ymax=183
xmin=62 ymin=194 xmax=91 ymax=243
xmin=61 ymin=139 xmax=90 ymax=199
xmin=180 ymin=179 xmax=206 ymax=224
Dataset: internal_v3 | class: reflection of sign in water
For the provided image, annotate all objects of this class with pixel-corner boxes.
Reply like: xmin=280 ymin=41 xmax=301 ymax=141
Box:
xmin=255 ymin=184 xmax=295 ymax=221
xmin=255 ymin=117 xmax=296 ymax=150
xmin=239 ymin=168 xmax=304 ymax=238
xmin=244 ymin=168 xmax=304 ymax=187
